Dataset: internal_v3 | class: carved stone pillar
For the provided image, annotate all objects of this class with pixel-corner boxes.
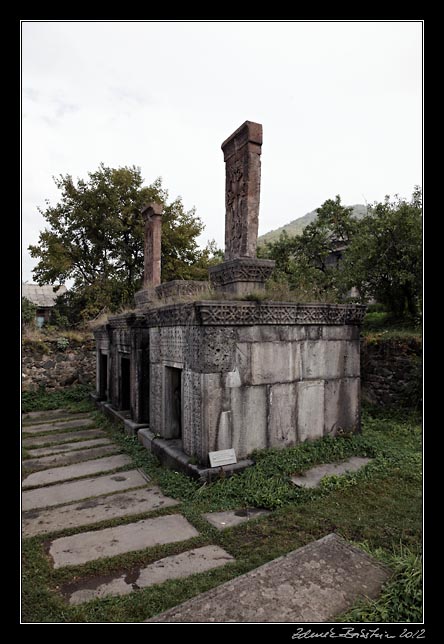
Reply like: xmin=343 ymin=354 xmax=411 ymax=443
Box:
xmin=209 ymin=121 xmax=274 ymax=295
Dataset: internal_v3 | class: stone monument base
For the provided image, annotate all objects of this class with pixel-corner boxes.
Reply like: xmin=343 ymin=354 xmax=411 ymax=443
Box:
xmin=208 ymin=258 xmax=275 ymax=295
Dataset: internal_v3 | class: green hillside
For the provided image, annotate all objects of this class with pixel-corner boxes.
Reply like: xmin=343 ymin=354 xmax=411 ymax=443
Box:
xmin=258 ymin=204 xmax=369 ymax=245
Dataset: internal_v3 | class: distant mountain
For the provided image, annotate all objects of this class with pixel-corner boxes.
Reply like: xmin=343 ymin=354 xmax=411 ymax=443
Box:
xmin=258 ymin=204 xmax=369 ymax=245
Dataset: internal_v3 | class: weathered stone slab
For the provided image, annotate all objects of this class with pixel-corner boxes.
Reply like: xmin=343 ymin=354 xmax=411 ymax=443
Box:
xmin=22 ymin=417 xmax=93 ymax=434
xmin=23 ymin=444 xmax=120 ymax=471
xmin=203 ymin=508 xmax=270 ymax=530
xmin=67 ymin=545 xmax=234 ymax=605
xmin=297 ymin=380 xmax=325 ymax=442
xmin=250 ymin=342 xmax=300 ymax=385
xmin=146 ymin=533 xmax=391 ymax=623
xmin=22 ymin=429 xmax=106 ymax=448
xmin=22 ymin=454 xmax=132 ymax=488
xmin=49 ymin=514 xmax=199 ymax=568
xmin=268 ymin=383 xmax=297 ymax=448
xmin=291 ymin=457 xmax=372 ymax=488
xmin=22 ymin=409 xmax=89 ymax=423
xmin=22 ymin=486 xmax=178 ymax=537
xmin=22 ymin=469 xmax=148 ymax=511
xmin=26 ymin=438 xmax=113 ymax=457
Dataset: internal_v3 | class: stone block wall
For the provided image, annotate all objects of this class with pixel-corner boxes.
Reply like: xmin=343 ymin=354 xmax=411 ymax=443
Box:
xmin=360 ymin=336 xmax=422 ymax=408
xmin=22 ymin=337 xmax=96 ymax=392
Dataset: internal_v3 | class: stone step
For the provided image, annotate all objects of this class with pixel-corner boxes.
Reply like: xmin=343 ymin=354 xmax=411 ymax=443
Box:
xmin=146 ymin=533 xmax=391 ymax=623
xmin=23 ymin=444 xmax=121 ymax=471
xmin=22 ymin=486 xmax=179 ymax=537
xmin=22 ymin=454 xmax=132 ymax=488
xmin=22 ymin=429 xmax=107 ymax=448
xmin=22 ymin=469 xmax=149 ymax=511
xmin=22 ymin=411 xmax=91 ymax=425
xmin=203 ymin=508 xmax=271 ymax=530
xmin=290 ymin=457 xmax=372 ymax=489
xmin=26 ymin=438 xmax=113 ymax=458
xmin=22 ymin=418 xmax=94 ymax=434
xmin=22 ymin=409 xmax=75 ymax=421
xmin=49 ymin=514 xmax=199 ymax=568
xmin=67 ymin=545 xmax=234 ymax=605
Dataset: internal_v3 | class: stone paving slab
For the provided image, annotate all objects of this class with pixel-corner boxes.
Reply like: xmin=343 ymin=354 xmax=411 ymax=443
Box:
xmin=203 ymin=508 xmax=271 ymax=530
xmin=49 ymin=514 xmax=199 ymax=568
xmin=23 ymin=444 xmax=120 ymax=471
xmin=22 ymin=411 xmax=91 ymax=425
xmin=22 ymin=418 xmax=94 ymax=434
xmin=67 ymin=545 xmax=234 ymax=605
xmin=22 ymin=454 xmax=132 ymax=488
xmin=22 ymin=469 xmax=149 ymax=511
xmin=22 ymin=486 xmax=179 ymax=537
xmin=290 ymin=457 xmax=372 ymax=489
xmin=22 ymin=428 xmax=107 ymax=448
xmin=26 ymin=438 xmax=113 ymax=458
xmin=146 ymin=533 xmax=391 ymax=623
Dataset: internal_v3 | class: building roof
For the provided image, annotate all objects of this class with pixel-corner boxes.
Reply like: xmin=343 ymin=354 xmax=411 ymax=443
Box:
xmin=22 ymin=283 xmax=67 ymax=308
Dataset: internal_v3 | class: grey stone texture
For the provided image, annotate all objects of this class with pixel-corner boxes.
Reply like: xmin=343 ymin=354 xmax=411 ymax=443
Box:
xmin=26 ymin=438 xmax=113 ymax=458
xmin=22 ymin=454 xmax=132 ymax=488
xmin=203 ymin=508 xmax=270 ymax=530
xmin=22 ymin=486 xmax=178 ymax=537
xmin=22 ymin=338 xmax=96 ymax=393
xmin=67 ymin=545 xmax=234 ymax=605
xmin=22 ymin=417 xmax=93 ymax=433
xmin=22 ymin=469 xmax=149 ymax=511
xmin=22 ymin=428 xmax=107 ymax=448
xmin=49 ymin=514 xmax=199 ymax=568
xmin=147 ymin=533 xmax=391 ymax=623
xmin=291 ymin=457 xmax=372 ymax=488
xmin=22 ymin=444 xmax=119 ymax=471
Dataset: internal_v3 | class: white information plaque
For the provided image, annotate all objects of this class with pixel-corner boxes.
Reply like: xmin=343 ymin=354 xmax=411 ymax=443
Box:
xmin=208 ymin=449 xmax=237 ymax=468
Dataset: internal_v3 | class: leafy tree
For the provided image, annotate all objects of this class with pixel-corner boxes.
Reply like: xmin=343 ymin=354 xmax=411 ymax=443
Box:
xmin=263 ymin=196 xmax=358 ymax=299
xmin=22 ymin=297 xmax=37 ymax=327
xmin=29 ymin=164 xmax=220 ymax=322
xmin=341 ymin=187 xmax=422 ymax=316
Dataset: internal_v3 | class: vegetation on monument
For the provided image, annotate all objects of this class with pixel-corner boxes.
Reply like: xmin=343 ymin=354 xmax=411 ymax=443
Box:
xmin=261 ymin=187 xmax=422 ymax=318
xmin=29 ymin=164 xmax=221 ymax=324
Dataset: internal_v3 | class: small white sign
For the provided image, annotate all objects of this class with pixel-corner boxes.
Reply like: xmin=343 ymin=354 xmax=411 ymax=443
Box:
xmin=208 ymin=449 xmax=237 ymax=468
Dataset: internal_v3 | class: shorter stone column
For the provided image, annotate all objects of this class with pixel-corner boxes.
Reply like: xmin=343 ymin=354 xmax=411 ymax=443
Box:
xmin=134 ymin=202 xmax=163 ymax=308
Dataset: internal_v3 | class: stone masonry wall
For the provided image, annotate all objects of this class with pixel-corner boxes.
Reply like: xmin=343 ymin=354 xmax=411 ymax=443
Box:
xmin=22 ymin=337 xmax=96 ymax=392
xmin=360 ymin=336 xmax=422 ymax=408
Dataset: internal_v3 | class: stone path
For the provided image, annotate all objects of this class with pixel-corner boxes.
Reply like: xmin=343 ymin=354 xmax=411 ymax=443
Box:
xmin=22 ymin=408 xmax=388 ymax=621
xmin=290 ymin=456 xmax=372 ymax=488
xmin=147 ymin=534 xmax=391 ymax=623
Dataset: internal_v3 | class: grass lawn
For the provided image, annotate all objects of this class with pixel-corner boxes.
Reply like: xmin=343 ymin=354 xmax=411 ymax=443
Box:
xmin=21 ymin=387 xmax=422 ymax=623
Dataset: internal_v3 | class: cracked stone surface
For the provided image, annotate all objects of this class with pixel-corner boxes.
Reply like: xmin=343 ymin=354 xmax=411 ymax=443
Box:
xmin=23 ymin=444 xmax=120 ymax=471
xmin=146 ymin=534 xmax=391 ymax=623
xmin=22 ymin=486 xmax=178 ymax=537
xmin=22 ymin=429 xmax=107 ymax=448
xmin=22 ymin=469 xmax=149 ymax=511
xmin=49 ymin=514 xmax=199 ymax=568
xmin=26 ymin=438 xmax=113 ymax=458
xmin=22 ymin=454 xmax=132 ymax=488
xmin=22 ymin=418 xmax=93 ymax=433
xmin=67 ymin=545 xmax=234 ymax=604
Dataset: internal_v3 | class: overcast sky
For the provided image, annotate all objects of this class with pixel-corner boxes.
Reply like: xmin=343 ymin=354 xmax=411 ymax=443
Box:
xmin=21 ymin=20 xmax=422 ymax=284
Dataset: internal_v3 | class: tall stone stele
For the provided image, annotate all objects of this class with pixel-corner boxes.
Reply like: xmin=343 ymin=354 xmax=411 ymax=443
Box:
xmin=209 ymin=120 xmax=275 ymax=295
xmin=134 ymin=202 xmax=163 ymax=308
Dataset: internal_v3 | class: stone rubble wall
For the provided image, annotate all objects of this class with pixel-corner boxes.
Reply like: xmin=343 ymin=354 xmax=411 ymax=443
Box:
xmin=22 ymin=337 xmax=96 ymax=392
xmin=360 ymin=336 xmax=422 ymax=408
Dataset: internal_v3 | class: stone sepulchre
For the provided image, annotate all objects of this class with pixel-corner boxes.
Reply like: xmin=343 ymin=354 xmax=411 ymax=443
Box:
xmin=93 ymin=121 xmax=366 ymax=479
